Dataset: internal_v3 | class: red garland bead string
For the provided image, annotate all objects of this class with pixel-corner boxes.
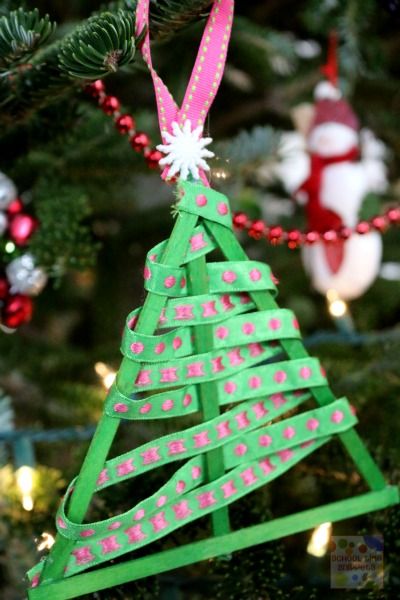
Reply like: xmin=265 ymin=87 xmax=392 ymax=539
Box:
xmin=85 ymin=80 xmax=400 ymax=249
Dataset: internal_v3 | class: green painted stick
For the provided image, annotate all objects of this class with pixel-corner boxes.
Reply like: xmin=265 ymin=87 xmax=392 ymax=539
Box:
xmin=41 ymin=211 xmax=199 ymax=583
xmin=28 ymin=486 xmax=399 ymax=600
xmin=205 ymin=219 xmax=387 ymax=491
xmin=187 ymin=256 xmax=231 ymax=537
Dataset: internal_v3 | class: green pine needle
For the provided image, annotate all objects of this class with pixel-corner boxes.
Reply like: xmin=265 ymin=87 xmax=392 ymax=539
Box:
xmin=0 ymin=8 xmax=56 ymax=71
xmin=59 ymin=10 xmax=136 ymax=80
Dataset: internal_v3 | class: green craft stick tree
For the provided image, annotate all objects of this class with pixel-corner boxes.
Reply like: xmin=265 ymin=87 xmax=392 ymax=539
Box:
xmin=27 ymin=180 xmax=399 ymax=600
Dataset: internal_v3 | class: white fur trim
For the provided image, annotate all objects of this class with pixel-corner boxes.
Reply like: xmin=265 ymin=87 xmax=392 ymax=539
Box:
xmin=314 ymin=81 xmax=342 ymax=101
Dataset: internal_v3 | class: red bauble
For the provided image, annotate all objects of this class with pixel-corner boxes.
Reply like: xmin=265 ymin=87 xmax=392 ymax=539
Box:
xmin=322 ymin=230 xmax=338 ymax=243
xmin=2 ymin=294 xmax=33 ymax=328
xmin=287 ymin=229 xmax=302 ymax=249
xmin=0 ymin=277 xmax=9 ymax=299
xmin=248 ymin=219 xmax=265 ymax=239
xmin=232 ymin=212 xmax=248 ymax=230
xmin=115 ymin=114 xmax=135 ymax=135
xmin=100 ymin=95 xmax=120 ymax=115
xmin=338 ymin=226 xmax=352 ymax=240
xmin=355 ymin=221 xmax=370 ymax=235
xmin=85 ymin=79 xmax=105 ymax=97
xmin=130 ymin=132 xmax=151 ymax=152
xmin=145 ymin=149 xmax=163 ymax=169
xmin=386 ymin=207 xmax=400 ymax=224
xmin=7 ymin=198 xmax=24 ymax=215
xmin=9 ymin=213 xmax=37 ymax=245
xmin=305 ymin=231 xmax=320 ymax=244
xmin=268 ymin=225 xmax=284 ymax=245
xmin=371 ymin=215 xmax=387 ymax=232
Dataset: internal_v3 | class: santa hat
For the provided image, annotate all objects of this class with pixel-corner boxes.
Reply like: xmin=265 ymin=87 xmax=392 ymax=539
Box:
xmin=310 ymin=81 xmax=359 ymax=132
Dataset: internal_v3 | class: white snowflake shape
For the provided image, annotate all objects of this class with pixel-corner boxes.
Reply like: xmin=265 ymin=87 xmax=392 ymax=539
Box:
xmin=157 ymin=120 xmax=214 ymax=181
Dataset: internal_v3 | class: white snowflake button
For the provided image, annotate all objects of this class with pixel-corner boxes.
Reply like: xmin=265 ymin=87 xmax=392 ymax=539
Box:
xmin=157 ymin=120 xmax=214 ymax=181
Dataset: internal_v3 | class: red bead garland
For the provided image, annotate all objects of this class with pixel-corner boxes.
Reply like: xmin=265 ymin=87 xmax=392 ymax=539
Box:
xmin=85 ymin=79 xmax=400 ymax=249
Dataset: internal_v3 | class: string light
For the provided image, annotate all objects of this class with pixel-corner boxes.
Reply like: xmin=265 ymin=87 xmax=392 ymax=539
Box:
xmin=37 ymin=532 xmax=55 ymax=551
xmin=95 ymin=362 xmax=116 ymax=390
xmin=326 ymin=289 xmax=348 ymax=318
xmin=16 ymin=465 xmax=34 ymax=511
xmin=5 ymin=241 xmax=15 ymax=253
xmin=307 ymin=522 xmax=332 ymax=557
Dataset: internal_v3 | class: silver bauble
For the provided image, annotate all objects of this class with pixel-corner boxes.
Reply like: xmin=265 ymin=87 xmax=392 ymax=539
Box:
xmin=6 ymin=253 xmax=47 ymax=296
xmin=0 ymin=211 xmax=7 ymax=236
xmin=0 ymin=172 xmax=17 ymax=210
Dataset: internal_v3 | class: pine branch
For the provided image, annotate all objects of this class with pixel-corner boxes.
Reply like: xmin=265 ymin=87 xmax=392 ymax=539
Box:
xmin=0 ymin=1 xmax=212 ymax=127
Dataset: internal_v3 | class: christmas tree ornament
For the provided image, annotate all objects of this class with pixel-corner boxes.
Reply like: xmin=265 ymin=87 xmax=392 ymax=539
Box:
xmin=0 ymin=172 xmax=17 ymax=210
xmin=8 ymin=213 xmax=38 ymax=246
xmin=2 ymin=294 xmax=33 ymax=328
xmin=6 ymin=254 xmax=47 ymax=296
xmin=0 ymin=174 xmax=47 ymax=330
xmin=27 ymin=4 xmax=398 ymax=598
xmin=276 ymin=34 xmax=388 ymax=300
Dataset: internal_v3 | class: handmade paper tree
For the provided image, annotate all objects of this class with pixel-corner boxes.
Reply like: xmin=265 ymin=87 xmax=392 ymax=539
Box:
xmin=27 ymin=179 xmax=399 ymax=599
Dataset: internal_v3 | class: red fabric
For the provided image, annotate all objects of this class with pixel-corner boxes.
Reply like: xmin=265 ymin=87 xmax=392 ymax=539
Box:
xmin=297 ymin=146 xmax=359 ymax=274
xmin=312 ymin=98 xmax=359 ymax=131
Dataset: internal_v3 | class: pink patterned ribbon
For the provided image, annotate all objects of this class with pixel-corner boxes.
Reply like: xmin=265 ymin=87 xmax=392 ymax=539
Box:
xmin=135 ymin=0 xmax=235 ymax=183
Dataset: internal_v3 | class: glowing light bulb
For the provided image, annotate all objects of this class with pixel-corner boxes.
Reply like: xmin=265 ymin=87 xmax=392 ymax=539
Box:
xmin=95 ymin=362 xmax=116 ymax=390
xmin=37 ymin=532 xmax=55 ymax=551
xmin=5 ymin=241 xmax=15 ymax=253
xmin=16 ymin=465 xmax=34 ymax=511
xmin=326 ymin=289 xmax=348 ymax=318
xmin=307 ymin=522 xmax=332 ymax=557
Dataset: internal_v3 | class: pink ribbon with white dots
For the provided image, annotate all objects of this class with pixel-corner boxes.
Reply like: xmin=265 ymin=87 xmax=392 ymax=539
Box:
xmin=135 ymin=0 xmax=235 ymax=182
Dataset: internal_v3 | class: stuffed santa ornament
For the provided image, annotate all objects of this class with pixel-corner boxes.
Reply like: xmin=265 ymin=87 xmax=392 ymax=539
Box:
xmin=277 ymin=36 xmax=388 ymax=301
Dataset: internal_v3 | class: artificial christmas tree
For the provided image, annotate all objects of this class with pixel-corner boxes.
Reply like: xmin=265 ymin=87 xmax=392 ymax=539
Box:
xmin=26 ymin=2 xmax=399 ymax=597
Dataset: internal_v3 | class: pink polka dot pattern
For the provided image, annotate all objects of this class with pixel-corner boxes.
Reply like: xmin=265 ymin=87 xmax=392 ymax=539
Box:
xmin=224 ymin=381 xmax=237 ymax=394
xmin=196 ymin=194 xmax=207 ymax=206
xmin=249 ymin=375 xmax=262 ymax=389
xmin=176 ymin=480 xmax=186 ymax=493
xmin=269 ymin=318 xmax=281 ymax=330
xmin=293 ymin=318 xmax=300 ymax=329
xmin=80 ymin=529 xmax=95 ymax=538
xmin=134 ymin=509 xmax=145 ymax=520
xmin=173 ymin=336 xmax=182 ymax=350
xmin=249 ymin=269 xmax=261 ymax=282
xmin=154 ymin=342 xmax=166 ymax=354
xmin=331 ymin=410 xmax=344 ymax=424
xmin=242 ymin=322 xmax=255 ymax=335
xmin=217 ymin=202 xmax=228 ymax=215
xmin=143 ymin=266 xmax=151 ymax=280
xmin=283 ymin=426 xmax=296 ymax=439
xmin=114 ymin=403 xmax=128 ymax=413
xmin=180 ymin=277 xmax=186 ymax=288
xmin=191 ymin=466 xmax=201 ymax=479
xmin=139 ymin=403 xmax=152 ymax=414
xmin=164 ymin=276 xmax=176 ymax=289
xmin=299 ymin=366 xmax=312 ymax=380
xmin=259 ymin=434 xmax=272 ymax=447
xmin=307 ymin=418 xmax=319 ymax=431
xmin=222 ymin=271 xmax=237 ymax=284
xmin=131 ymin=342 xmax=144 ymax=354
xmin=183 ymin=394 xmax=192 ymax=407
xmin=162 ymin=399 xmax=174 ymax=411
xmin=234 ymin=443 xmax=248 ymax=456
xmin=108 ymin=521 xmax=121 ymax=530
xmin=156 ymin=495 xmax=167 ymax=507
xmin=216 ymin=326 xmax=229 ymax=339
xmin=274 ymin=370 xmax=287 ymax=384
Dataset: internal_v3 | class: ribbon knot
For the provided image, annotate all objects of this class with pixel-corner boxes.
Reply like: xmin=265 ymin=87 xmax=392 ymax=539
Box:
xmin=135 ymin=0 xmax=235 ymax=184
